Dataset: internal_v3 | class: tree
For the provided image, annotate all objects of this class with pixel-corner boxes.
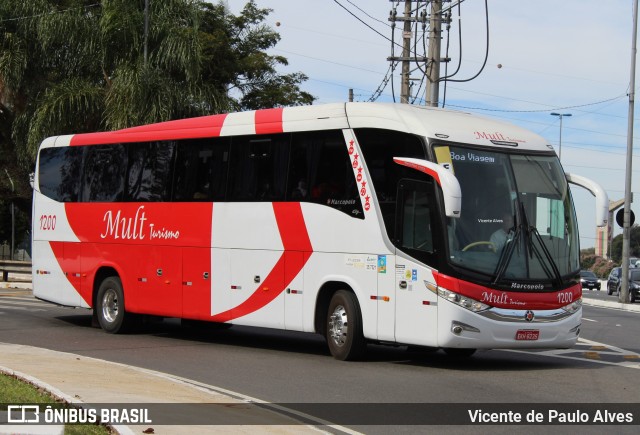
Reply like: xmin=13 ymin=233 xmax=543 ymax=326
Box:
xmin=610 ymin=225 xmax=640 ymax=262
xmin=198 ymin=1 xmax=314 ymax=110
xmin=0 ymin=0 xmax=315 ymax=214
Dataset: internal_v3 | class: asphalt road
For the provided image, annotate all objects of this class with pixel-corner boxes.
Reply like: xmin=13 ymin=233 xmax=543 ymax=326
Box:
xmin=1 ymin=288 xmax=639 ymax=432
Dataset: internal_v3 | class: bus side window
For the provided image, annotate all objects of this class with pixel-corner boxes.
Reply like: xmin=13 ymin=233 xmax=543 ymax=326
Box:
xmin=126 ymin=142 xmax=175 ymax=202
xmin=172 ymin=138 xmax=229 ymax=202
xmin=289 ymin=130 xmax=363 ymax=218
xmin=82 ymin=145 xmax=127 ymax=202
xmin=353 ymin=128 xmax=427 ymax=238
xmin=228 ymin=134 xmax=290 ymax=202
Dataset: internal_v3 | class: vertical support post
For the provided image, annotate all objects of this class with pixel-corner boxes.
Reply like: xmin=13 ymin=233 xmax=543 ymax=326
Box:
xmin=621 ymin=0 xmax=638 ymax=303
xmin=400 ymin=0 xmax=413 ymax=104
xmin=426 ymin=0 xmax=442 ymax=107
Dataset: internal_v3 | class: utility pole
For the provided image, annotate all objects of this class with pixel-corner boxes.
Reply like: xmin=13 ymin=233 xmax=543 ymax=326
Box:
xmin=621 ymin=0 xmax=638 ymax=304
xmin=426 ymin=0 xmax=442 ymax=107
xmin=400 ymin=0 xmax=412 ymax=103
xmin=388 ymin=1 xmax=428 ymax=104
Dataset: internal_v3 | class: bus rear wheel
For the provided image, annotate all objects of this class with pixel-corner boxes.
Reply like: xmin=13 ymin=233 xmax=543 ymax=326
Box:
xmin=96 ymin=276 xmax=135 ymax=333
xmin=326 ymin=290 xmax=366 ymax=361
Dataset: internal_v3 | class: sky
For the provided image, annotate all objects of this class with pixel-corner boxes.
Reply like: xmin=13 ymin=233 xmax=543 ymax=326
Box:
xmin=225 ymin=0 xmax=640 ymax=250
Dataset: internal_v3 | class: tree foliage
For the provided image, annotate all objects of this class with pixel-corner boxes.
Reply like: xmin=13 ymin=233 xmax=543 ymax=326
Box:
xmin=610 ymin=225 xmax=640 ymax=262
xmin=0 ymin=0 xmax=315 ymax=211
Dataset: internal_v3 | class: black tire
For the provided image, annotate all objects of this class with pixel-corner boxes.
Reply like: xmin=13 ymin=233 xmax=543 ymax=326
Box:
xmin=607 ymin=286 xmax=613 ymax=296
xmin=326 ymin=290 xmax=366 ymax=361
xmin=443 ymin=348 xmax=476 ymax=358
xmin=617 ymin=285 xmax=621 ymax=297
xmin=96 ymin=276 xmax=135 ymax=333
xmin=629 ymin=291 xmax=636 ymax=303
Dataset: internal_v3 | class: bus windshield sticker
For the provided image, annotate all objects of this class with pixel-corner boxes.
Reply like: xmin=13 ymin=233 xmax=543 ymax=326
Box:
xmin=434 ymin=146 xmax=454 ymax=173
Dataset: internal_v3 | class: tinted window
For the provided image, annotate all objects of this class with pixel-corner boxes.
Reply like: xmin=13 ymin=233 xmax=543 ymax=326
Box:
xmin=396 ymin=179 xmax=439 ymax=266
xmin=289 ymin=130 xmax=363 ymax=218
xmin=173 ymin=138 xmax=229 ymax=201
xmin=228 ymin=134 xmax=290 ymax=201
xmin=354 ymin=128 xmax=427 ymax=231
xmin=126 ymin=142 xmax=175 ymax=201
xmin=38 ymin=147 xmax=83 ymax=202
xmin=82 ymin=145 xmax=126 ymax=202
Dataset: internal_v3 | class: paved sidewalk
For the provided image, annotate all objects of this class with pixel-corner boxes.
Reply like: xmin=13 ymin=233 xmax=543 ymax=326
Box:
xmin=0 ymin=344 xmax=327 ymax=434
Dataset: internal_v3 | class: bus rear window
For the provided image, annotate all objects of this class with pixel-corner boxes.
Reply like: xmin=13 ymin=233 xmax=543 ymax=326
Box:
xmin=38 ymin=147 xmax=83 ymax=202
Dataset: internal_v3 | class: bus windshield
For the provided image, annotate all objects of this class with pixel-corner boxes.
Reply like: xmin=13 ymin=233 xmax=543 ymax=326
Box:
xmin=434 ymin=145 xmax=579 ymax=287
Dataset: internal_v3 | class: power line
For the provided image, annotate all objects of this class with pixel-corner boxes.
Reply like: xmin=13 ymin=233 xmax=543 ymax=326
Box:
xmin=439 ymin=0 xmax=489 ymax=85
xmin=331 ymin=0 xmax=394 ymax=44
xmin=446 ymin=94 xmax=627 ymax=113
xmin=344 ymin=0 xmax=389 ymax=26
xmin=0 ymin=3 xmax=100 ymax=23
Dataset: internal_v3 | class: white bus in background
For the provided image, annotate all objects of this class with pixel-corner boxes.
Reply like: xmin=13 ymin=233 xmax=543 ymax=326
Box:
xmin=32 ymin=103 xmax=608 ymax=360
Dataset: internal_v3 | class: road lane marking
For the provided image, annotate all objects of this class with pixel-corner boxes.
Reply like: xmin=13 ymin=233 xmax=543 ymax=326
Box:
xmin=504 ymin=337 xmax=640 ymax=370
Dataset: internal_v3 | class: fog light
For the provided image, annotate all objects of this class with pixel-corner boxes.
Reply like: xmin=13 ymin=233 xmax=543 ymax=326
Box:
xmin=451 ymin=320 xmax=480 ymax=335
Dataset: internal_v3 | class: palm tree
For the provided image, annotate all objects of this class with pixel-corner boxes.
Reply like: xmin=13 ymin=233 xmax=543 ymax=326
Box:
xmin=0 ymin=0 xmax=313 ymax=208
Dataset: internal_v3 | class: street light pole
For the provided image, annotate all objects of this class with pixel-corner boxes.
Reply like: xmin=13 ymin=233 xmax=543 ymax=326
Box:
xmin=620 ymin=0 xmax=638 ymax=304
xmin=550 ymin=112 xmax=572 ymax=162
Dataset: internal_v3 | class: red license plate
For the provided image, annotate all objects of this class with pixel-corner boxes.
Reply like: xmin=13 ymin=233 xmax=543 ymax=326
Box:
xmin=515 ymin=329 xmax=539 ymax=341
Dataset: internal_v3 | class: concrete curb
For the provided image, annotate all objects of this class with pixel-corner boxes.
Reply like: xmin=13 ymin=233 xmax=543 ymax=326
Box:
xmin=0 ymin=344 xmax=329 ymax=434
xmin=581 ymin=297 xmax=640 ymax=312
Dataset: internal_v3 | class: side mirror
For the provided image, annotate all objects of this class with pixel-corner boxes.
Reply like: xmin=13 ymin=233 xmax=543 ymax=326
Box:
xmin=566 ymin=173 xmax=608 ymax=227
xmin=393 ymin=157 xmax=462 ymax=218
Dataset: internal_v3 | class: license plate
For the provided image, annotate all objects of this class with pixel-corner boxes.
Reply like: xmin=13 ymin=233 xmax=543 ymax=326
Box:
xmin=515 ymin=329 xmax=539 ymax=341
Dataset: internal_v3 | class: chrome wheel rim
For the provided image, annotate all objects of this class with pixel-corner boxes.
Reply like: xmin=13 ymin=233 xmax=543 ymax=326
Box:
xmin=101 ymin=288 xmax=119 ymax=324
xmin=329 ymin=305 xmax=348 ymax=347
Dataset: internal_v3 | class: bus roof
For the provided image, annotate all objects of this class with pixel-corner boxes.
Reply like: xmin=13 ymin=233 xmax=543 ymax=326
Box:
xmin=44 ymin=102 xmax=553 ymax=153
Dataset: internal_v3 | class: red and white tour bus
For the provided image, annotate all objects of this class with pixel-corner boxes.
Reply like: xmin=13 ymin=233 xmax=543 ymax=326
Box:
xmin=32 ymin=102 xmax=608 ymax=360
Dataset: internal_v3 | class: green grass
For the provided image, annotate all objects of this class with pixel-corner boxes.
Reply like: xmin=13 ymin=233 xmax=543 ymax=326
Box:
xmin=1 ymin=372 xmax=111 ymax=434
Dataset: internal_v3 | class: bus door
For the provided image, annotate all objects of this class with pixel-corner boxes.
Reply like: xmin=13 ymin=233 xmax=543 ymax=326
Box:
xmin=376 ymin=254 xmax=396 ymax=342
xmin=394 ymin=179 xmax=439 ymax=347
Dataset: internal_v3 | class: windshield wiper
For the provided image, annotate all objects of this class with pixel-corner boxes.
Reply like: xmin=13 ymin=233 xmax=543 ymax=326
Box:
xmin=527 ymin=225 xmax=563 ymax=285
xmin=492 ymin=212 xmax=519 ymax=285
xmin=517 ymin=203 xmax=563 ymax=286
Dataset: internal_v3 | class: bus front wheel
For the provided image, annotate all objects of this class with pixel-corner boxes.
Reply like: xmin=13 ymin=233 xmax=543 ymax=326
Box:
xmin=96 ymin=276 xmax=134 ymax=334
xmin=326 ymin=290 xmax=366 ymax=361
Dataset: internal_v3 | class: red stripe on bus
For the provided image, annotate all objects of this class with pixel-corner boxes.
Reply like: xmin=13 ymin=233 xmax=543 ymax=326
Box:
xmin=211 ymin=202 xmax=312 ymax=322
xmin=392 ymin=158 xmax=442 ymax=186
xmin=69 ymin=114 xmax=228 ymax=145
xmin=433 ymin=271 xmax=581 ymax=310
xmin=255 ymin=108 xmax=284 ymax=135
xmin=272 ymin=202 xmax=313 ymax=251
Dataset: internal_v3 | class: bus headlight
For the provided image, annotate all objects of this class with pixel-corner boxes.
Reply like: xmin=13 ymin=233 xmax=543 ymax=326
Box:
xmin=437 ymin=288 xmax=490 ymax=312
xmin=561 ymin=298 xmax=582 ymax=314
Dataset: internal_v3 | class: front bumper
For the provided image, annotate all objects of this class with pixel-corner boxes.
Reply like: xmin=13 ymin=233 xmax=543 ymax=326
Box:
xmin=437 ymin=301 xmax=581 ymax=349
